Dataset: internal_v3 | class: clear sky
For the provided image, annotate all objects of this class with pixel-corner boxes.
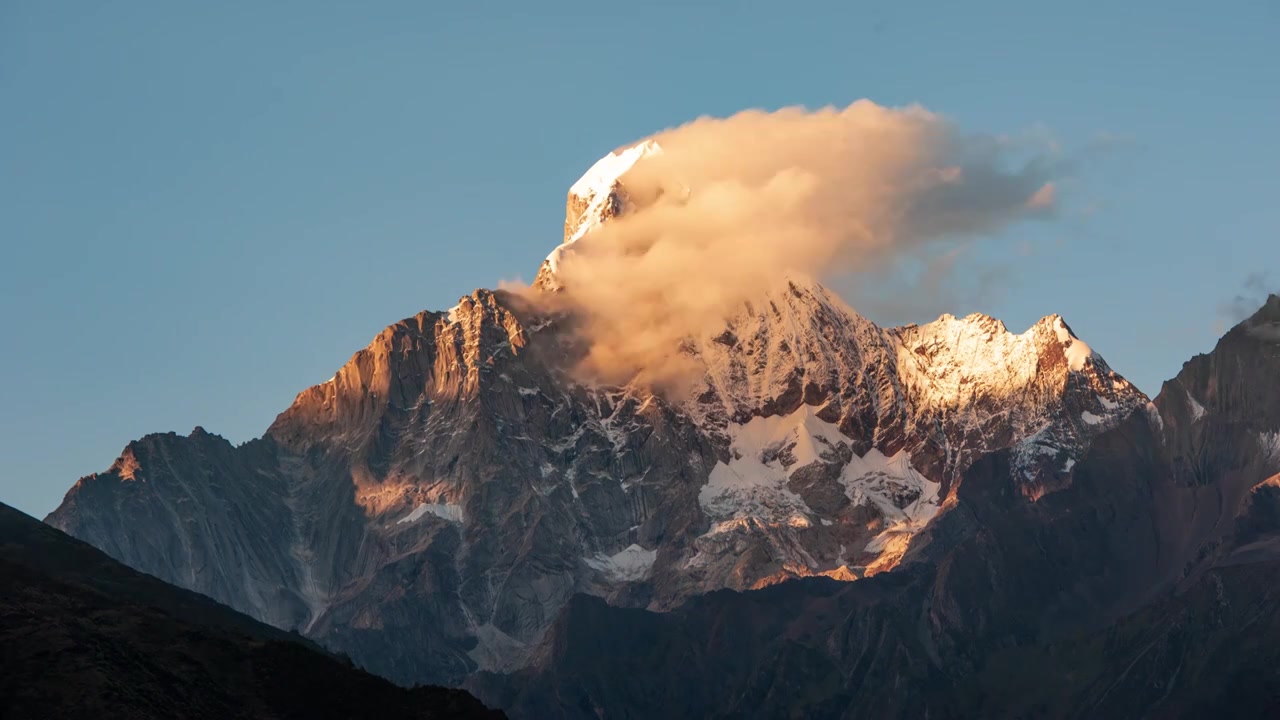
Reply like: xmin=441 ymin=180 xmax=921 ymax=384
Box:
xmin=3 ymin=1 xmax=1277 ymax=518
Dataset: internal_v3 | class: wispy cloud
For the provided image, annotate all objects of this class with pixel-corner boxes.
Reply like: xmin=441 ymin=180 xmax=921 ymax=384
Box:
xmin=1218 ymin=272 xmax=1280 ymax=340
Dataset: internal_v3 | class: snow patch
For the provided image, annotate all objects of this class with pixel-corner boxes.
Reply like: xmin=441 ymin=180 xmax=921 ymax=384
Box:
xmin=844 ymin=448 xmax=942 ymax=538
xmin=397 ymin=503 xmax=464 ymax=525
xmin=1053 ymin=318 xmax=1097 ymax=372
xmin=698 ymin=404 xmax=841 ymax=521
xmin=547 ymin=139 xmax=665 ymax=278
xmin=1261 ymin=432 xmax=1280 ymax=464
xmin=1145 ymin=401 xmax=1165 ymax=433
xmin=699 ymin=404 xmax=942 ymax=551
xmin=568 ymin=140 xmax=662 ymax=200
xmin=584 ymin=544 xmax=657 ymax=582
xmin=1185 ymin=388 xmax=1207 ymax=421
xmin=544 ymin=243 xmax=571 ymax=275
xmin=725 ymin=404 xmax=847 ymax=469
xmin=1081 ymin=411 xmax=1103 ymax=425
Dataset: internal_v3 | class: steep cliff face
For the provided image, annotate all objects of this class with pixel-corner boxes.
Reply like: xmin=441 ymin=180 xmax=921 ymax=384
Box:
xmin=260 ymin=290 xmax=720 ymax=682
xmin=47 ymin=144 xmax=1147 ymax=690
xmin=1154 ymin=294 xmax=1280 ymax=488
xmin=47 ymin=430 xmax=311 ymax=630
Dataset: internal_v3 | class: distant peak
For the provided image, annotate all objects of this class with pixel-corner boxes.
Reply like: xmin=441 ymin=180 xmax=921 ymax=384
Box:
xmin=1240 ymin=293 xmax=1280 ymax=342
xmin=1259 ymin=293 xmax=1280 ymax=317
xmin=1047 ymin=314 xmax=1075 ymax=336
xmin=780 ymin=271 xmax=824 ymax=294
xmin=963 ymin=312 xmax=1009 ymax=332
xmin=1041 ymin=315 xmax=1100 ymax=371
xmin=907 ymin=311 xmax=1107 ymax=374
xmin=1029 ymin=313 xmax=1080 ymax=339
xmin=108 ymin=446 xmax=142 ymax=481
xmin=927 ymin=311 xmax=1009 ymax=334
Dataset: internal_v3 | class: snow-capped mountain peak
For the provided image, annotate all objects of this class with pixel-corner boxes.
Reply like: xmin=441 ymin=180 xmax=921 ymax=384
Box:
xmin=536 ymin=140 xmax=663 ymax=289
xmin=48 ymin=141 xmax=1151 ymax=691
xmin=567 ymin=139 xmax=662 ymax=207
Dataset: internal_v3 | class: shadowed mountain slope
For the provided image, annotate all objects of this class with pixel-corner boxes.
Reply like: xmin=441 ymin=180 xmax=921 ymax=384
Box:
xmin=0 ymin=501 xmax=503 ymax=720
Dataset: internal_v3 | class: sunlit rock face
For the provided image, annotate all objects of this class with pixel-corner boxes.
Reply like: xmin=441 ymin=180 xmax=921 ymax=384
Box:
xmin=48 ymin=144 xmax=1146 ymax=689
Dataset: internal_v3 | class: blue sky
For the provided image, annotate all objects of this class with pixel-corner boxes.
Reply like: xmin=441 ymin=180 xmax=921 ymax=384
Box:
xmin=2 ymin=1 xmax=1277 ymax=517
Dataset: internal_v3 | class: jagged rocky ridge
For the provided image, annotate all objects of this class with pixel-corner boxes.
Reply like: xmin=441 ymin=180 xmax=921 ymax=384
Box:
xmin=50 ymin=143 xmax=1147 ymax=692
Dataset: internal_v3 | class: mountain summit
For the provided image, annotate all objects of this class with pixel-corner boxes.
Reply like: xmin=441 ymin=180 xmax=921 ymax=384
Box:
xmin=49 ymin=145 xmax=1146 ymax=691
xmin=535 ymin=139 xmax=663 ymax=290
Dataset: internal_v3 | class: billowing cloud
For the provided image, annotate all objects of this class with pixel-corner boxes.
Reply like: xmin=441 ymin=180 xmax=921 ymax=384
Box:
xmin=532 ymin=100 xmax=1065 ymax=387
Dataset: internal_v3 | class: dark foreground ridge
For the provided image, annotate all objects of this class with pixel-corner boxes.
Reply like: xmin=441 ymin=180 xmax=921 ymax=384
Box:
xmin=0 ymin=501 xmax=504 ymax=720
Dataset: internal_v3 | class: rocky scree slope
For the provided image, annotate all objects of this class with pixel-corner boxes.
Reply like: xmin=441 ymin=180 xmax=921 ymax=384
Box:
xmin=48 ymin=142 xmax=1144 ymax=689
